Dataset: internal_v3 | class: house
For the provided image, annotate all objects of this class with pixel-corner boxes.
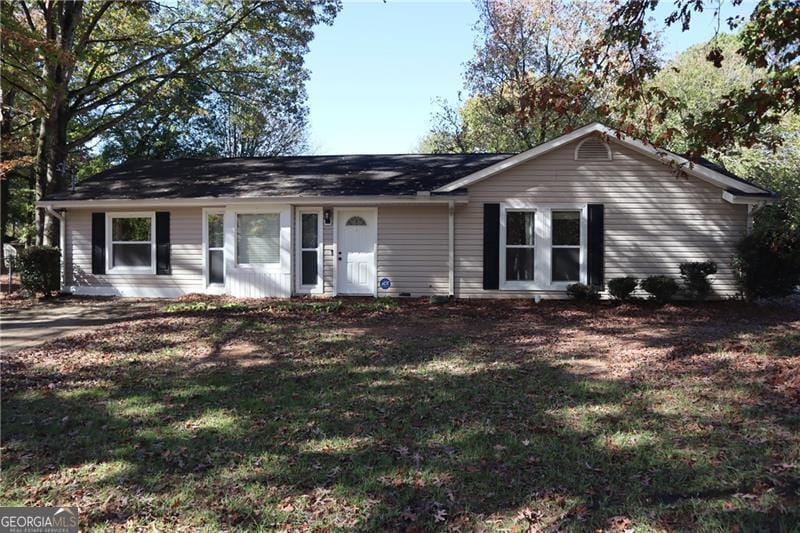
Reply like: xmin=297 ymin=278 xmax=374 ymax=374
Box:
xmin=38 ymin=123 xmax=775 ymax=299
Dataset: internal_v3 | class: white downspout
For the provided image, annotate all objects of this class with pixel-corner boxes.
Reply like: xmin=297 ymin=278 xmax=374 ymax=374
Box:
xmin=448 ymin=201 xmax=455 ymax=297
xmin=45 ymin=205 xmax=66 ymax=292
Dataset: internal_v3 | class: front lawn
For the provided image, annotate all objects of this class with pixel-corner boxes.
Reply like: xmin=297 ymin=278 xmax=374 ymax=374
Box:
xmin=3 ymin=299 xmax=799 ymax=530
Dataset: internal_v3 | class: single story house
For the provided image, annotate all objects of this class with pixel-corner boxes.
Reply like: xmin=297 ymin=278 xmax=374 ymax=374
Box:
xmin=39 ymin=123 xmax=775 ymax=299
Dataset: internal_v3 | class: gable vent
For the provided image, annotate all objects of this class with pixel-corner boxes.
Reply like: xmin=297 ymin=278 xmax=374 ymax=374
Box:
xmin=575 ymin=138 xmax=612 ymax=161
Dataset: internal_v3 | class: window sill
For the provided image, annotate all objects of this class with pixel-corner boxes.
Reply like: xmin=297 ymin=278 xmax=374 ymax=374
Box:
xmin=500 ymin=281 xmax=581 ymax=291
xmin=297 ymin=285 xmax=324 ymax=295
xmin=233 ymin=263 xmax=283 ymax=272
xmin=106 ymin=266 xmax=156 ymax=275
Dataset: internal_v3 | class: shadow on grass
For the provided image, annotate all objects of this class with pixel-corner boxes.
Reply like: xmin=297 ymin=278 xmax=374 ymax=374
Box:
xmin=3 ymin=300 xmax=799 ymax=530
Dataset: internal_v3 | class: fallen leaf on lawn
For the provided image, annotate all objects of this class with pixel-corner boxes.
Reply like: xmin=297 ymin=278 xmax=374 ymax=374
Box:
xmin=606 ymin=515 xmax=634 ymax=531
xmin=401 ymin=508 xmax=417 ymax=522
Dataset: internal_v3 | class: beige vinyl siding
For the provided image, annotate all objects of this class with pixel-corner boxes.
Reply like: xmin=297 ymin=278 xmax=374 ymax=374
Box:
xmin=456 ymin=140 xmax=748 ymax=298
xmin=376 ymin=205 xmax=450 ymax=297
xmin=65 ymin=207 xmax=204 ymax=294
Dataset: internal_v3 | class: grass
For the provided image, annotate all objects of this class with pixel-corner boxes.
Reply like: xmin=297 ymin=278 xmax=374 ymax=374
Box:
xmin=2 ymin=298 xmax=799 ymax=530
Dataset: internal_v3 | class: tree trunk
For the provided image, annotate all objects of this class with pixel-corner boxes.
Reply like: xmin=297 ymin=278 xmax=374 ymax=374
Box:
xmin=34 ymin=115 xmax=49 ymax=246
xmin=0 ymin=89 xmax=15 ymax=272
xmin=34 ymin=0 xmax=83 ymax=247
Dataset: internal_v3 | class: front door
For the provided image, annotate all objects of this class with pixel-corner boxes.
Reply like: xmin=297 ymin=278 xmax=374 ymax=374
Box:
xmin=337 ymin=209 xmax=376 ymax=295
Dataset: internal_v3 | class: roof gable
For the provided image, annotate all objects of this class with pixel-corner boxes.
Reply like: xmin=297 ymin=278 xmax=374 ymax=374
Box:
xmin=433 ymin=123 xmax=773 ymax=200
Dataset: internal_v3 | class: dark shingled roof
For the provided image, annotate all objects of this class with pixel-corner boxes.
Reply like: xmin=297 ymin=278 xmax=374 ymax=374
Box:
xmin=689 ymin=155 xmax=773 ymax=195
xmin=46 ymin=154 xmax=513 ymax=201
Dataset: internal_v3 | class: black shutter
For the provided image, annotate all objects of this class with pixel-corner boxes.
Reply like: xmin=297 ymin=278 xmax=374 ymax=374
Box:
xmin=587 ymin=204 xmax=604 ymax=288
xmin=156 ymin=211 xmax=170 ymax=275
xmin=483 ymin=203 xmax=500 ymax=290
xmin=91 ymin=212 xmax=105 ymax=274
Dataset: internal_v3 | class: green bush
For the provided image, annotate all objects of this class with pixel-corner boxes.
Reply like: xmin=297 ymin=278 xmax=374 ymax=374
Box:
xmin=165 ymin=301 xmax=248 ymax=313
xmin=17 ymin=246 xmax=60 ymax=296
xmin=607 ymin=277 xmax=638 ymax=301
xmin=566 ymin=283 xmax=599 ymax=302
xmin=640 ymin=276 xmax=679 ymax=303
xmin=679 ymin=261 xmax=717 ymax=300
xmin=732 ymin=212 xmax=800 ymax=300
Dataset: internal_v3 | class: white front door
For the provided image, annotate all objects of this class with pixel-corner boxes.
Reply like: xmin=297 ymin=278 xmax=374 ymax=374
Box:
xmin=336 ymin=209 xmax=376 ymax=295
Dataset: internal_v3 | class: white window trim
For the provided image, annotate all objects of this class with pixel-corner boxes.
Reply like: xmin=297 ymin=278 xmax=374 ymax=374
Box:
xmin=549 ymin=207 xmax=588 ymax=289
xmin=232 ymin=207 xmax=284 ymax=272
xmin=105 ymin=212 xmax=156 ymax=275
xmin=295 ymin=207 xmax=323 ymax=294
xmin=202 ymin=208 xmax=226 ymax=290
xmin=500 ymin=202 xmax=588 ymax=290
xmin=500 ymin=206 xmax=539 ymax=290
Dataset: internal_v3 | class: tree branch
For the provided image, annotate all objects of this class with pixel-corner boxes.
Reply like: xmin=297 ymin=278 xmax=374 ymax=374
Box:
xmin=19 ymin=1 xmax=37 ymax=32
xmin=67 ymin=2 xmax=267 ymax=149
xmin=75 ymin=0 xmax=113 ymax=52
xmin=1 ymin=56 xmax=45 ymax=83
xmin=0 ymin=75 xmax=46 ymax=108
xmin=68 ymin=4 xmax=256 ymax=102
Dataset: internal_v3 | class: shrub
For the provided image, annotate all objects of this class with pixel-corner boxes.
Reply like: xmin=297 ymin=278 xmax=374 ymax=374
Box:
xmin=607 ymin=277 xmax=638 ymax=301
xmin=566 ymin=282 xmax=599 ymax=302
xmin=17 ymin=246 xmax=60 ymax=296
xmin=679 ymin=261 xmax=717 ymax=300
xmin=732 ymin=211 xmax=800 ymax=300
xmin=640 ymin=276 xmax=679 ymax=303
xmin=165 ymin=301 xmax=248 ymax=313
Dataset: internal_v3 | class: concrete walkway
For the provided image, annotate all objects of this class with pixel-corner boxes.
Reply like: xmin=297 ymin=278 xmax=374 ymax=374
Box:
xmin=1 ymin=299 xmax=159 ymax=352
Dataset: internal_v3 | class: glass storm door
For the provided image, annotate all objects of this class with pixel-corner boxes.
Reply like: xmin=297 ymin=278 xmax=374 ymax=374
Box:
xmin=206 ymin=212 xmax=225 ymax=285
xmin=297 ymin=209 xmax=322 ymax=293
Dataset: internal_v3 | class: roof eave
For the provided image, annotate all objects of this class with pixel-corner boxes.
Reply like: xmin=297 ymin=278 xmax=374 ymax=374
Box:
xmin=721 ymin=190 xmax=779 ymax=205
xmin=36 ymin=193 xmax=470 ymax=209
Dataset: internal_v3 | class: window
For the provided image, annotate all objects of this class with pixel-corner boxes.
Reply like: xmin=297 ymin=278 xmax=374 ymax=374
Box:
xmin=551 ymin=211 xmax=581 ymax=282
xmin=500 ymin=204 xmax=586 ymax=289
xmin=346 ymin=216 xmax=367 ymax=226
xmin=300 ymin=212 xmax=320 ymax=287
xmin=505 ymin=210 xmax=535 ymax=281
xmin=109 ymin=214 xmax=154 ymax=271
xmin=236 ymin=213 xmax=280 ymax=265
xmin=206 ymin=213 xmax=224 ymax=284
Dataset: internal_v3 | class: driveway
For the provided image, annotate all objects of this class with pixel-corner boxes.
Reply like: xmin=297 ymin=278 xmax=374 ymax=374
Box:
xmin=1 ymin=298 xmax=160 ymax=352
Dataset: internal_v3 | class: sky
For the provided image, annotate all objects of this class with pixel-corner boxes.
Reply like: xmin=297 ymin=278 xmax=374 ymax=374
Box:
xmin=304 ymin=0 xmax=758 ymax=155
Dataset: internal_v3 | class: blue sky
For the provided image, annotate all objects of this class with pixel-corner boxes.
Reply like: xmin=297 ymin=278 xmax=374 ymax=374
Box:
xmin=304 ymin=0 xmax=757 ymax=154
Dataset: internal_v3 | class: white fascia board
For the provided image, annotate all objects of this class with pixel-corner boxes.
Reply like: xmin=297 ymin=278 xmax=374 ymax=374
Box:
xmin=722 ymin=190 xmax=778 ymax=205
xmin=604 ymin=130 xmax=767 ymax=194
xmin=37 ymin=194 xmax=469 ymax=209
xmin=433 ymin=122 xmax=769 ymax=196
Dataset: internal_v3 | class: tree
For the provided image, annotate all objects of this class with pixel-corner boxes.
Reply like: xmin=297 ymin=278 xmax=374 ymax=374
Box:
xmin=1 ymin=0 xmax=339 ymax=244
xmin=644 ymin=33 xmax=800 ymax=231
xmin=589 ymin=0 xmax=799 ymax=157
xmin=420 ymin=0 xmax=613 ymax=153
xmin=202 ymin=96 xmax=310 ymax=158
